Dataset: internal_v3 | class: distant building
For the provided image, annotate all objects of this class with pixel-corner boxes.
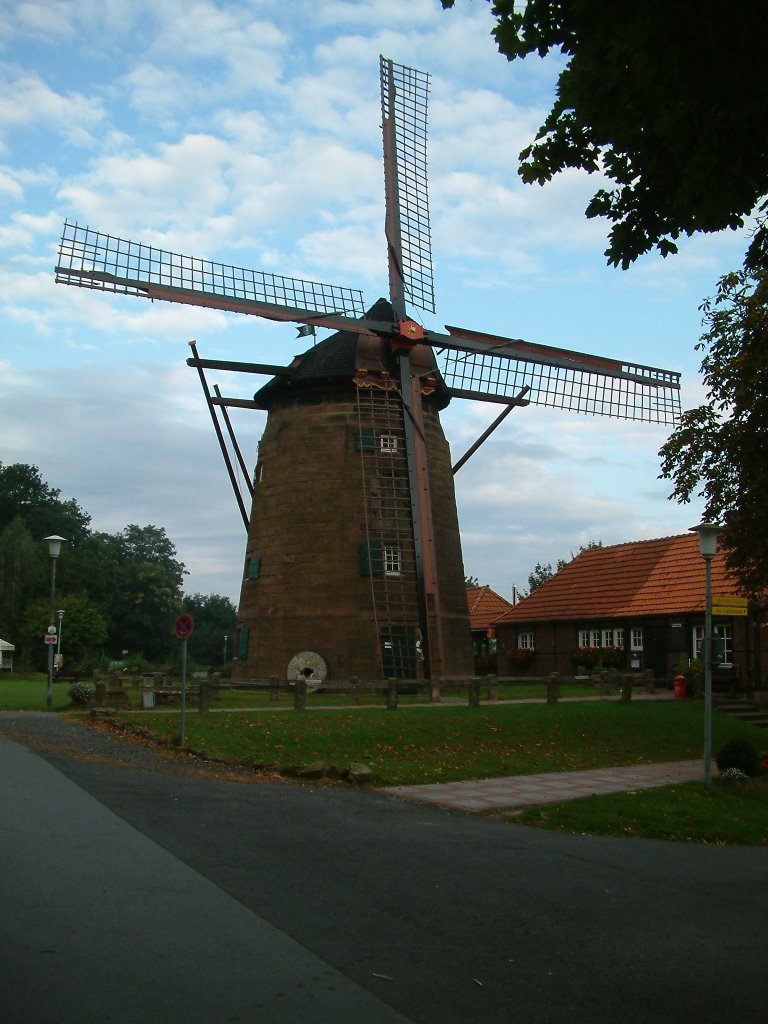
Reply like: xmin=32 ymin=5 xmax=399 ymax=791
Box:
xmin=0 ymin=639 xmax=15 ymax=672
xmin=466 ymin=586 xmax=516 ymax=674
xmin=494 ymin=534 xmax=765 ymax=690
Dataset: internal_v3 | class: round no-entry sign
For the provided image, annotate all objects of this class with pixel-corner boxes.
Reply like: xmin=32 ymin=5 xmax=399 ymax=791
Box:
xmin=174 ymin=613 xmax=194 ymax=639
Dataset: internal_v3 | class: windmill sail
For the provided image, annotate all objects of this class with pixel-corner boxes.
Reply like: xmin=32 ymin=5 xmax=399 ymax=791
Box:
xmin=380 ymin=56 xmax=435 ymax=315
xmin=437 ymin=327 xmax=681 ymax=425
xmin=55 ymin=221 xmax=366 ymax=320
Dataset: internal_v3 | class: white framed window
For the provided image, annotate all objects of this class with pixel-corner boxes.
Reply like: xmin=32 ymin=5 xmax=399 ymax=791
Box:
xmin=590 ymin=629 xmax=601 ymax=648
xmin=380 ymin=434 xmax=398 ymax=454
xmin=694 ymin=624 xmax=733 ymax=665
xmin=518 ymin=631 xmax=535 ymax=650
xmin=578 ymin=629 xmax=590 ymax=648
xmin=614 ymin=627 xmax=624 ymax=648
xmin=384 ymin=544 xmax=401 ymax=575
xmin=630 ymin=628 xmax=644 ymax=651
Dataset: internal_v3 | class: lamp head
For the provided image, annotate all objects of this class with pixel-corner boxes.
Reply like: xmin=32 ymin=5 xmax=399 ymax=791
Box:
xmin=689 ymin=522 xmax=719 ymax=560
xmin=44 ymin=535 xmax=67 ymax=559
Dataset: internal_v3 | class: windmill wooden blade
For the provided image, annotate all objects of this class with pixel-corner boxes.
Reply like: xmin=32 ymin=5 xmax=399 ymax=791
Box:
xmin=380 ymin=56 xmax=435 ymax=317
xmin=55 ymin=220 xmax=367 ymax=324
xmin=430 ymin=324 xmax=681 ymax=425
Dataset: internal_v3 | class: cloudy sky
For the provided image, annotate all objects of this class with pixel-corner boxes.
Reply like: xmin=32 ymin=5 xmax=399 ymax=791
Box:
xmin=1 ymin=0 xmax=749 ymax=604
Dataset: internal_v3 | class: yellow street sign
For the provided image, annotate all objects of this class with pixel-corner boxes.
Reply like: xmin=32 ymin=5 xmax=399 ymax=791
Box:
xmin=712 ymin=595 xmax=748 ymax=616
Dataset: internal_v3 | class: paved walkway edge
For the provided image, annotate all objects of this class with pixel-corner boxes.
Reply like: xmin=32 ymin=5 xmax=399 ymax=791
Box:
xmin=384 ymin=759 xmax=708 ymax=811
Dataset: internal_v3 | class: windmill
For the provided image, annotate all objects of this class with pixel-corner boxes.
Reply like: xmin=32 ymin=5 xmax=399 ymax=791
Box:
xmin=55 ymin=57 xmax=681 ymax=684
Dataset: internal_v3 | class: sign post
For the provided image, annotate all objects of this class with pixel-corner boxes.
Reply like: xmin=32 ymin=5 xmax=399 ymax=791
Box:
xmin=174 ymin=613 xmax=194 ymax=747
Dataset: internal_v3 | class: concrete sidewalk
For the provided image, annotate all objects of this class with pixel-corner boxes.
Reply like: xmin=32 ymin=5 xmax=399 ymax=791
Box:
xmin=385 ymin=759 xmax=707 ymax=811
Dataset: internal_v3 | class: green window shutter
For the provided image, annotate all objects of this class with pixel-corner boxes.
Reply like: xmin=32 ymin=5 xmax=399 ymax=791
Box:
xmin=355 ymin=428 xmax=375 ymax=452
xmin=248 ymin=555 xmax=261 ymax=580
xmin=359 ymin=540 xmax=383 ymax=577
xmin=237 ymin=626 xmax=250 ymax=660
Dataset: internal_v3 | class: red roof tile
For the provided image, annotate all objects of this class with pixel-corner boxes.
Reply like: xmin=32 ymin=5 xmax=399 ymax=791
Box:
xmin=466 ymin=585 xmax=516 ymax=630
xmin=495 ymin=534 xmax=742 ymax=624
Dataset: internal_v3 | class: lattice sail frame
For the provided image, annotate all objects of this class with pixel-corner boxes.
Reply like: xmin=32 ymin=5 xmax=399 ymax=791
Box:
xmin=380 ymin=57 xmax=435 ymax=314
xmin=439 ymin=349 xmax=681 ymax=424
xmin=56 ymin=221 xmax=366 ymax=317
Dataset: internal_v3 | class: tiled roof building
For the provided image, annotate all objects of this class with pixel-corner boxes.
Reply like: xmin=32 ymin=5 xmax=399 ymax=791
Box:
xmin=494 ymin=534 xmax=763 ymax=689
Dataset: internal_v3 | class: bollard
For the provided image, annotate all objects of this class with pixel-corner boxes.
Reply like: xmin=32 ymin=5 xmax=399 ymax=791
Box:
xmin=349 ymin=676 xmax=360 ymax=704
xmin=95 ymin=681 xmax=107 ymax=705
xmin=386 ymin=680 xmax=398 ymax=710
xmin=486 ymin=675 xmax=498 ymax=702
xmin=546 ymin=673 xmax=560 ymax=704
xmin=293 ymin=677 xmax=307 ymax=711
xmin=620 ymin=677 xmax=633 ymax=702
xmin=430 ymin=681 xmax=442 ymax=704
xmin=269 ymin=675 xmax=280 ymax=702
xmin=468 ymin=679 xmax=480 ymax=707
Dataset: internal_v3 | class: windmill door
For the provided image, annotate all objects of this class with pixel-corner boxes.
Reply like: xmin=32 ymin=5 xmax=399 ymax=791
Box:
xmin=380 ymin=626 xmax=419 ymax=680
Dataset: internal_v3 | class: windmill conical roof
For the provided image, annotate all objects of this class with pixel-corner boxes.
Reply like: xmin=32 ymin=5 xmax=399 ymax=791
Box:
xmin=253 ymin=298 xmax=450 ymax=408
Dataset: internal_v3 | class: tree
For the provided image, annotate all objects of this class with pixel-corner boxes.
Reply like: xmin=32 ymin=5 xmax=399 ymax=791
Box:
xmin=0 ymin=518 xmax=46 ymax=642
xmin=527 ymin=558 xmax=567 ymax=593
xmin=103 ymin=526 xmax=187 ymax=661
xmin=526 ymin=541 xmax=602 ymax=593
xmin=442 ymin=1 xmax=768 ymax=269
xmin=183 ymin=593 xmax=238 ymax=667
xmin=0 ymin=463 xmax=91 ymax=545
xmin=659 ymin=270 xmax=768 ymax=606
xmin=19 ymin=593 xmax=108 ymax=672
xmin=464 ymin=575 xmax=481 ymax=589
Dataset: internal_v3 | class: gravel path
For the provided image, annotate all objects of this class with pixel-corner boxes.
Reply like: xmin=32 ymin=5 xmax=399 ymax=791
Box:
xmin=0 ymin=711 xmax=284 ymax=784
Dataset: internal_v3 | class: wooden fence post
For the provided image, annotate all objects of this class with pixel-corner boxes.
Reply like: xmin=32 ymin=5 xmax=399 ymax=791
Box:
xmin=198 ymin=675 xmax=210 ymax=714
xmin=468 ymin=678 xmax=480 ymax=707
xmin=269 ymin=676 xmax=280 ymax=702
xmin=386 ymin=680 xmax=398 ymax=710
xmin=293 ymin=678 xmax=307 ymax=711
xmin=486 ymin=675 xmax=498 ymax=702
xmin=546 ymin=673 xmax=560 ymax=704
xmin=349 ymin=676 xmax=360 ymax=704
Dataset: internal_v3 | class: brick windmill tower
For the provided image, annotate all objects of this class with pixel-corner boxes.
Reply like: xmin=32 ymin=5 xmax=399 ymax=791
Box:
xmin=55 ymin=58 xmax=681 ymax=683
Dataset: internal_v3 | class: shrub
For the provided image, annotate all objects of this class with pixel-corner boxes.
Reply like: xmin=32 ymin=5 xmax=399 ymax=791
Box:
xmin=716 ymin=738 xmax=760 ymax=778
xmin=68 ymin=682 xmax=97 ymax=706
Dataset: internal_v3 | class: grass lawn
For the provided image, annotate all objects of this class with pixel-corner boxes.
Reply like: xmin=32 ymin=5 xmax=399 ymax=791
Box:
xmin=510 ymin=777 xmax=768 ymax=846
xmin=126 ymin=700 xmax=768 ymax=787
xmin=0 ymin=675 xmax=72 ymax=711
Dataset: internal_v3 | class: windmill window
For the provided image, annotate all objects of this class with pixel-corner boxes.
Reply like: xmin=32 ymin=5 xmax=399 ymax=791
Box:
xmin=246 ymin=555 xmax=261 ymax=580
xmin=380 ymin=434 xmax=398 ymax=454
xmin=237 ymin=626 xmax=250 ymax=660
xmin=518 ymin=631 xmax=535 ymax=650
xmin=384 ymin=545 xmax=401 ymax=575
xmin=253 ymin=461 xmax=263 ymax=485
xmin=355 ymin=428 xmax=376 ymax=452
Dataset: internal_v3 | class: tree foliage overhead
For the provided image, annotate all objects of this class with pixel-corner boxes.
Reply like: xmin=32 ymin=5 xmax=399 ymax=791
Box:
xmin=443 ymin=1 xmax=768 ymax=269
xmin=659 ymin=270 xmax=768 ymax=605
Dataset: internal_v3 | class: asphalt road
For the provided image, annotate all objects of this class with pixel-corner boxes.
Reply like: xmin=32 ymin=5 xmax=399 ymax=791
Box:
xmin=2 ymin=714 xmax=767 ymax=1023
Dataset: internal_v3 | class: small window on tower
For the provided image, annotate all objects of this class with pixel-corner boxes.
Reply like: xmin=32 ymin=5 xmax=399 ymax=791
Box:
xmin=384 ymin=544 xmax=401 ymax=576
xmin=380 ymin=434 xmax=398 ymax=454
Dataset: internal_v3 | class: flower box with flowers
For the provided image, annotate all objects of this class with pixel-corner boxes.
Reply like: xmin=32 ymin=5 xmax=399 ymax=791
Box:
xmin=506 ymin=647 xmax=534 ymax=674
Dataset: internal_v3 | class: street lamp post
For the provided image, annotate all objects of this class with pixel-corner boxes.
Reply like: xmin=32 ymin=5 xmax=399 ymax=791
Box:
xmin=690 ymin=522 xmax=720 ymax=788
xmin=57 ymin=608 xmax=65 ymax=671
xmin=223 ymin=634 xmax=229 ymax=667
xmin=44 ymin=536 xmax=67 ymax=707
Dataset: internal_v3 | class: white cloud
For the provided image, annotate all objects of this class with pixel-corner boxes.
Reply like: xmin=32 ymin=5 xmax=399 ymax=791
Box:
xmin=0 ymin=73 xmax=105 ymax=146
